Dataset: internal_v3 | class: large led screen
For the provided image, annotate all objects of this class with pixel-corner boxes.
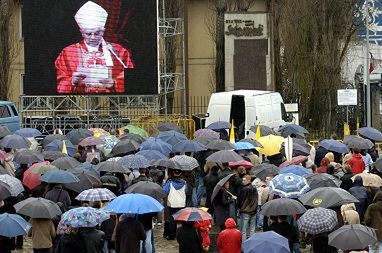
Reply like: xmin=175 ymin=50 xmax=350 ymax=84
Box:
xmin=23 ymin=0 xmax=158 ymax=95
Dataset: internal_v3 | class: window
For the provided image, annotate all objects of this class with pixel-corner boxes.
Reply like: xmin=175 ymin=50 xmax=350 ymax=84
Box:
xmin=0 ymin=106 xmax=11 ymax=118
xmin=10 ymin=105 xmax=18 ymax=116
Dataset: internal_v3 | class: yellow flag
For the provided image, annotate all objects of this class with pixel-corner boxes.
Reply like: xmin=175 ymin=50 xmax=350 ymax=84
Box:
xmin=344 ymin=123 xmax=350 ymax=136
xmin=229 ymin=120 xmax=235 ymax=143
xmin=255 ymin=122 xmax=261 ymax=140
xmin=62 ymin=140 xmax=68 ymax=155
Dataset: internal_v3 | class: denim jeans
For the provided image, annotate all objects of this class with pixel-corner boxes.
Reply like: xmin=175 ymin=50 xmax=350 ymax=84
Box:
xmin=256 ymin=206 xmax=264 ymax=228
xmin=370 ymin=240 xmax=382 ymax=253
xmin=140 ymin=229 xmax=153 ymax=253
xmin=240 ymin=213 xmax=256 ymax=241
xmin=193 ymin=175 xmax=206 ymax=207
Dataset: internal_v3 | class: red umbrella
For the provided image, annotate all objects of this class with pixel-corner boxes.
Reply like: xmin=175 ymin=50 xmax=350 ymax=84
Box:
xmin=229 ymin=160 xmax=253 ymax=169
xmin=279 ymin=156 xmax=308 ymax=168
xmin=23 ymin=161 xmax=49 ymax=189
xmin=173 ymin=207 xmax=212 ymax=222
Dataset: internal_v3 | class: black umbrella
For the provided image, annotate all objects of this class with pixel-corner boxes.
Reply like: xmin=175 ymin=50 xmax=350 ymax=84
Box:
xmin=344 ymin=135 xmax=373 ymax=150
xmin=358 ymin=127 xmax=382 ymax=142
xmin=157 ymin=122 xmax=182 ymax=133
xmin=210 ymin=173 xmax=236 ymax=203
xmin=151 ymin=159 xmax=181 ymax=170
xmin=249 ymin=164 xmax=279 ymax=181
xmin=206 ymin=150 xmax=243 ymax=163
xmin=51 ymin=157 xmax=81 ymax=170
xmin=0 ymin=125 xmax=11 ymax=138
xmin=95 ymin=161 xmax=131 ymax=174
xmin=194 ymin=137 xmax=216 ymax=146
xmin=66 ymin=129 xmax=93 ymax=145
xmin=0 ymin=181 xmax=12 ymax=200
xmin=298 ymin=187 xmax=359 ymax=208
xmin=259 ymin=198 xmax=306 ymax=216
xmin=0 ymin=135 xmax=31 ymax=149
xmin=125 ymin=181 xmax=167 ymax=200
xmin=14 ymin=197 xmax=62 ymax=218
xmin=206 ymin=139 xmax=235 ymax=150
xmin=249 ymin=125 xmax=276 ymax=136
xmin=14 ymin=150 xmax=44 ymax=164
xmin=280 ymin=142 xmax=310 ymax=157
xmin=303 ymin=174 xmax=340 ymax=190
xmin=206 ymin=121 xmax=231 ymax=130
xmin=328 ymin=224 xmax=377 ymax=251
xmin=42 ymin=134 xmax=69 ymax=147
xmin=111 ymin=140 xmax=140 ymax=156
xmin=65 ymin=167 xmax=101 ymax=193
xmin=119 ymin=133 xmax=145 ymax=144
xmin=278 ymin=124 xmax=309 ymax=137
xmin=42 ymin=151 xmax=68 ymax=161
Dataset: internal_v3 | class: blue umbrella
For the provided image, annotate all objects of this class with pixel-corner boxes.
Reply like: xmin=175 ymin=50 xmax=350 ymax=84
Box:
xmin=0 ymin=134 xmax=31 ymax=149
xmin=14 ymin=128 xmax=42 ymax=138
xmin=118 ymin=154 xmax=150 ymax=169
xmin=358 ymin=127 xmax=382 ymax=142
xmin=269 ymin=173 xmax=310 ymax=198
xmin=206 ymin=121 xmax=231 ymax=130
xmin=278 ymin=124 xmax=308 ymax=136
xmin=243 ymin=231 xmax=290 ymax=253
xmin=157 ymin=130 xmax=188 ymax=146
xmin=45 ymin=139 xmax=76 ymax=157
xmin=0 ymin=213 xmax=32 ymax=237
xmin=104 ymin=193 xmax=164 ymax=214
xmin=136 ymin=150 xmax=168 ymax=161
xmin=319 ymin=139 xmax=349 ymax=154
xmin=234 ymin=142 xmax=256 ymax=150
xmin=280 ymin=165 xmax=313 ymax=177
xmin=172 ymin=140 xmax=206 ymax=153
xmin=140 ymin=138 xmax=173 ymax=155
xmin=40 ymin=170 xmax=80 ymax=184
xmin=66 ymin=129 xmax=93 ymax=145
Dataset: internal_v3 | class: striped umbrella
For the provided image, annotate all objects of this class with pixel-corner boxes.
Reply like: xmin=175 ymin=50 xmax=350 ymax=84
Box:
xmin=173 ymin=207 xmax=212 ymax=222
xmin=75 ymin=188 xmax=116 ymax=202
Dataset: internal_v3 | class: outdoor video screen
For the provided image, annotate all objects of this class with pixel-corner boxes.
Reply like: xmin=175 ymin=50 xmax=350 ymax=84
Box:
xmin=23 ymin=0 xmax=158 ymax=95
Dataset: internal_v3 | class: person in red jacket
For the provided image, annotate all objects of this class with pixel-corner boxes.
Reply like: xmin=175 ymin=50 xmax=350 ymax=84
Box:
xmin=217 ymin=218 xmax=242 ymax=253
xmin=348 ymin=148 xmax=366 ymax=175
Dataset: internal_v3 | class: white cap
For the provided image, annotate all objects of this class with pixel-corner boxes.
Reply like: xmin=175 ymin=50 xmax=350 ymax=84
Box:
xmin=75 ymin=1 xmax=108 ymax=30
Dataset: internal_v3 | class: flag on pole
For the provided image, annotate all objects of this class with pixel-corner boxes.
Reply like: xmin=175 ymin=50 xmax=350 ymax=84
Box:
xmin=229 ymin=120 xmax=235 ymax=143
xmin=62 ymin=140 xmax=68 ymax=155
xmin=344 ymin=122 xmax=350 ymax=136
xmin=255 ymin=122 xmax=261 ymax=140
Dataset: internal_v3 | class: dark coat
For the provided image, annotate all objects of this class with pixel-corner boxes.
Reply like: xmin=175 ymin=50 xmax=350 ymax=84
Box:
xmin=213 ymin=190 xmax=235 ymax=226
xmin=131 ymin=175 xmax=151 ymax=185
xmin=315 ymin=146 xmax=328 ymax=167
xmin=349 ymin=176 xmax=368 ymax=217
xmin=265 ymin=221 xmax=298 ymax=252
xmin=44 ymin=187 xmax=72 ymax=211
xmin=79 ymin=228 xmax=105 ymax=253
xmin=115 ymin=217 xmax=146 ymax=253
xmin=176 ymin=222 xmax=203 ymax=253
xmin=203 ymin=171 xmax=219 ymax=208
xmin=365 ymin=191 xmax=382 ymax=240
xmin=56 ymin=233 xmax=85 ymax=253
xmin=0 ymin=236 xmax=13 ymax=253
xmin=238 ymin=184 xmax=258 ymax=215
xmin=312 ymin=233 xmax=338 ymax=253
xmin=340 ymin=171 xmax=354 ymax=191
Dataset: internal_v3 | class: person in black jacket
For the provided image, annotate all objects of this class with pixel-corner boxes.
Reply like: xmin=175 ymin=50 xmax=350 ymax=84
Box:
xmin=79 ymin=227 xmax=105 ymax=253
xmin=265 ymin=216 xmax=299 ymax=252
xmin=203 ymin=166 xmax=220 ymax=212
xmin=176 ymin=221 xmax=203 ymax=253
xmin=56 ymin=229 xmax=85 ymax=253
xmin=238 ymin=175 xmax=258 ymax=241
xmin=340 ymin=165 xmax=354 ymax=191
xmin=213 ymin=181 xmax=236 ymax=231
xmin=115 ymin=215 xmax=146 ymax=253
xmin=349 ymin=176 xmax=369 ymax=221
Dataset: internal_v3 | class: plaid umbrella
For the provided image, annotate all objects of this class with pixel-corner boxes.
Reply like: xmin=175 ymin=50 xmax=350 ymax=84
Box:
xmin=151 ymin=159 xmax=181 ymax=170
xmin=0 ymin=175 xmax=24 ymax=196
xmin=173 ymin=207 xmax=212 ymax=222
xmin=75 ymin=188 xmax=116 ymax=202
xmin=170 ymin=155 xmax=199 ymax=171
xmin=121 ymin=125 xmax=148 ymax=137
xmin=0 ymin=125 xmax=11 ymax=138
xmin=136 ymin=150 xmax=168 ymax=161
xmin=193 ymin=129 xmax=220 ymax=139
xmin=269 ymin=173 xmax=310 ymax=198
xmin=51 ymin=157 xmax=81 ymax=170
xmin=61 ymin=207 xmax=109 ymax=228
xmin=78 ymin=136 xmax=105 ymax=147
xmin=172 ymin=140 xmax=206 ymax=153
xmin=297 ymin=207 xmax=338 ymax=235
xmin=15 ymin=197 xmax=62 ymax=218
xmin=111 ymin=139 xmax=140 ymax=156
xmin=14 ymin=150 xmax=44 ymax=164
xmin=206 ymin=139 xmax=235 ymax=151
xmin=157 ymin=122 xmax=182 ymax=132
xmin=66 ymin=129 xmax=93 ymax=145
xmin=158 ymin=130 xmax=188 ymax=146
xmin=42 ymin=134 xmax=69 ymax=147
xmin=45 ymin=140 xmax=76 ymax=157
xmin=140 ymin=138 xmax=173 ymax=155
xmin=14 ymin=128 xmax=42 ymax=138
xmin=249 ymin=164 xmax=279 ymax=181
xmin=42 ymin=151 xmax=68 ymax=161
xmin=31 ymin=164 xmax=58 ymax=174
xmin=95 ymin=161 xmax=131 ymax=174
xmin=118 ymin=154 xmax=150 ymax=169
xmin=299 ymin=187 xmax=359 ymax=208
xmin=0 ymin=134 xmax=31 ymax=149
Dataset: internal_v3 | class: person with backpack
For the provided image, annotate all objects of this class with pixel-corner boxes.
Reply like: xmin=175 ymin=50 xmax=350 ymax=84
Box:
xmin=44 ymin=184 xmax=71 ymax=212
xmin=163 ymin=169 xmax=187 ymax=240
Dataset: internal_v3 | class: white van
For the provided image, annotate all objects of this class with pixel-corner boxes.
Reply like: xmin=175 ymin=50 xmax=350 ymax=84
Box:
xmin=205 ymin=90 xmax=292 ymax=137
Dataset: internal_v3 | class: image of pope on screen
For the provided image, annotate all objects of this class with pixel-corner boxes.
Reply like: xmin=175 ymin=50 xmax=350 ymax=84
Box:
xmin=55 ymin=1 xmax=134 ymax=94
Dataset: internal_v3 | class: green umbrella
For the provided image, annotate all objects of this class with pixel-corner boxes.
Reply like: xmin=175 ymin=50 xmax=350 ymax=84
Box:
xmin=122 ymin=125 xmax=148 ymax=137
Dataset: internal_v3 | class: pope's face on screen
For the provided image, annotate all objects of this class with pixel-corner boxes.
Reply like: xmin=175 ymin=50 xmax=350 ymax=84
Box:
xmin=81 ymin=27 xmax=105 ymax=47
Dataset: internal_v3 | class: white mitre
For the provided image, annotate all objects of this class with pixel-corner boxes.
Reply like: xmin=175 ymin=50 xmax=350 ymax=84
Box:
xmin=75 ymin=1 xmax=108 ymax=30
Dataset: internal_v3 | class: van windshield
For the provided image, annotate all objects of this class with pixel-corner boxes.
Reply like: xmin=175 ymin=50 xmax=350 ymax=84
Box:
xmin=281 ymin=103 xmax=288 ymax=121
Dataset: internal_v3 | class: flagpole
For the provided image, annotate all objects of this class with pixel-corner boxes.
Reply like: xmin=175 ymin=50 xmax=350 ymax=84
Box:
xmin=365 ymin=1 xmax=371 ymax=127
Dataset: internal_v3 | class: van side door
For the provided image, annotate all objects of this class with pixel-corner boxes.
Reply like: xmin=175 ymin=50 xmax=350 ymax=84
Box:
xmin=0 ymin=104 xmax=21 ymax=132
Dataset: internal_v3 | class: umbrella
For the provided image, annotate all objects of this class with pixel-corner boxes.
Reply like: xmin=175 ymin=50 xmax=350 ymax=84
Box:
xmin=268 ymin=173 xmax=310 ymax=198
xmin=42 ymin=134 xmax=69 ymax=147
xmin=75 ymin=188 xmax=116 ymax=202
xmin=140 ymin=138 xmax=173 ymax=155
xmin=170 ymin=155 xmax=199 ymax=171
xmin=351 ymin=173 xmax=382 ymax=187
xmin=0 ymin=125 xmax=11 ymax=138
xmin=65 ymin=168 xmax=101 ymax=193
xmin=118 ymin=154 xmax=150 ymax=169
xmin=14 ymin=197 xmax=62 ymax=218
xmin=206 ymin=121 xmax=231 ymax=130
xmin=42 ymin=151 xmax=68 ymax=161
xmin=157 ymin=122 xmax=182 ymax=132
xmin=119 ymin=133 xmax=146 ymax=143
xmin=298 ymin=187 xmax=359 ymax=208
xmin=297 ymin=207 xmax=337 ymax=235
xmin=319 ymin=139 xmax=349 ymax=154
xmin=136 ymin=150 xmax=167 ymax=161
xmin=328 ymin=224 xmax=377 ymax=251
xmin=31 ymin=164 xmax=58 ymax=174
xmin=279 ymin=165 xmax=313 ymax=177
xmin=238 ymin=138 xmax=263 ymax=148
xmin=0 ymin=134 xmax=31 ymax=149
xmin=249 ymin=164 xmax=279 ymax=181
xmin=280 ymin=142 xmax=311 ymax=157
xmin=97 ymin=134 xmax=119 ymax=156
xmin=194 ymin=137 xmax=216 ymax=146
xmin=51 ymin=157 xmax=81 ymax=170
xmin=66 ymin=129 xmax=93 ymax=145
xmin=172 ymin=207 xmax=212 ymax=222
xmin=206 ymin=150 xmax=243 ymax=163
xmin=260 ymin=198 xmax=306 ymax=216
xmin=193 ymin=129 xmax=220 ymax=139
xmin=95 ymin=161 xmax=131 ymax=174
xmin=303 ymin=174 xmax=340 ymax=189
xmin=358 ymin=127 xmax=382 ymax=142
xmin=158 ymin=130 xmax=188 ymax=146
xmin=111 ymin=139 xmax=140 ymax=156
xmin=257 ymin=135 xmax=285 ymax=156
xmin=121 ymin=125 xmax=148 ymax=137
xmin=45 ymin=139 xmax=76 ymax=157
xmin=210 ymin=173 xmax=236 ymax=203
xmin=22 ymin=161 xmax=48 ymax=189
xmin=0 ymin=181 xmax=12 ymax=200
xmin=206 ymin=139 xmax=235 ymax=150
xmin=345 ymin=136 xmax=373 ymax=150
xmin=242 ymin=231 xmax=290 ymax=253
xmin=172 ymin=140 xmax=207 ymax=153
xmin=151 ymin=159 xmax=181 ymax=170
xmin=40 ymin=170 xmax=80 ymax=184
xmin=104 ymin=193 xmax=164 ymax=214
xmin=125 ymin=181 xmax=167 ymax=200
xmin=229 ymin=160 xmax=253 ymax=169
xmin=78 ymin=136 xmax=105 ymax=147
xmin=13 ymin=150 xmax=44 ymax=164
xmin=61 ymin=207 xmax=109 ymax=228
xmin=249 ymin=125 xmax=277 ymax=136
xmin=279 ymin=156 xmax=308 ymax=168
xmin=0 ymin=213 xmax=32 ymax=237
xmin=234 ymin=142 xmax=256 ymax=150
xmin=278 ymin=124 xmax=309 ymax=136
xmin=0 ymin=175 xmax=24 ymax=196
xmin=14 ymin=128 xmax=42 ymax=138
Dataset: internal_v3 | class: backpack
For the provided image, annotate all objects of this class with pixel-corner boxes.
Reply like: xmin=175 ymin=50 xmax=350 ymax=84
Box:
xmin=167 ymin=182 xmax=186 ymax=208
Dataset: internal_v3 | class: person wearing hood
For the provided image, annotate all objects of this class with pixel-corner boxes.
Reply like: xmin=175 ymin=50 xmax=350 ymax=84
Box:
xmin=349 ymin=176 xmax=368 ymax=221
xmin=340 ymin=165 xmax=354 ymax=191
xmin=348 ymin=148 xmax=365 ymax=175
xmin=217 ymin=218 xmax=242 ymax=253
xmin=365 ymin=191 xmax=382 ymax=252
xmin=341 ymin=203 xmax=360 ymax=224
xmin=316 ymin=157 xmax=330 ymax=174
